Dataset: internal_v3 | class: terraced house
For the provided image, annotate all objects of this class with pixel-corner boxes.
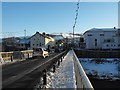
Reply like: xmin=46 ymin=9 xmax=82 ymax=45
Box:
xmin=84 ymin=27 xmax=120 ymax=50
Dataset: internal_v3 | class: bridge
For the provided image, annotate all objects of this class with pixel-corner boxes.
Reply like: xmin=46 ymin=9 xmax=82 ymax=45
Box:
xmin=1 ymin=50 xmax=94 ymax=89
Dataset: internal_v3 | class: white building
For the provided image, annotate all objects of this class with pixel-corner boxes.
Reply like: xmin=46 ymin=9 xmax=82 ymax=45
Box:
xmin=84 ymin=28 xmax=120 ymax=49
xmin=30 ymin=32 xmax=55 ymax=50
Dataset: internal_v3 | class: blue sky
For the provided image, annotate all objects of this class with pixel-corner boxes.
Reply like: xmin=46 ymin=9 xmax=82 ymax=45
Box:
xmin=2 ymin=2 xmax=118 ymax=38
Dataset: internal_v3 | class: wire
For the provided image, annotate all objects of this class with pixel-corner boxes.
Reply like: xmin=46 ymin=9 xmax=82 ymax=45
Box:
xmin=73 ymin=0 xmax=80 ymax=45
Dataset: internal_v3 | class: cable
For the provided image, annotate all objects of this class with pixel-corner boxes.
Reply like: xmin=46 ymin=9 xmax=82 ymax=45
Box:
xmin=73 ymin=0 xmax=80 ymax=46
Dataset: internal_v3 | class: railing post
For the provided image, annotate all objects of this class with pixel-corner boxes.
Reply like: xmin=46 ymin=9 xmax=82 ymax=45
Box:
xmin=11 ymin=55 xmax=13 ymax=62
xmin=62 ymin=55 xmax=64 ymax=59
xmin=61 ymin=57 xmax=63 ymax=62
xmin=58 ymin=59 xmax=60 ymax=66
xmin=28 ymin=53 xmax=29 ymax=59
xmin=53 ymin=64 xmax=56 ymax=73
xmin=43 ymin=69 xmax=47 ymax=85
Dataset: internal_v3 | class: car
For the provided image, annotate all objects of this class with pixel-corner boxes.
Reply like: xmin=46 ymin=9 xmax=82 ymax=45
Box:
xmin=33 ymin=47 xmax=49 ymax=58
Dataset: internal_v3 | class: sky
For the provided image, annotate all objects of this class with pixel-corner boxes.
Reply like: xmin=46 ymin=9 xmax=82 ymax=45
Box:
xmin=1 ymin=2 xmax=118 ymax=38
xmin=1 ymin=0 xmax=120 ymax=2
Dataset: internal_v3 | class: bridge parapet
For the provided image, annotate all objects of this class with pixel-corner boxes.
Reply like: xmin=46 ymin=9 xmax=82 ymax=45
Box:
xmin=72 ymin=50 xmax=94 ymax=89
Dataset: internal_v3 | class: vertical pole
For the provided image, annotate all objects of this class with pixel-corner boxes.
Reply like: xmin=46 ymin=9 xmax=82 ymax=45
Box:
xmin=43 ymin=69 xmax=47 ymax=85
xmin=28 ymin=53 xmax=29 ymax=59
xmin=63 ymin=55 xmax=64 ymax=59
xmin=24 ymin=29 xmax=26 ymax=50
xmin=53 ymin=64 xmax=56 ymax=73
xmin=11 ymin=55 xmax=13 ymax=62
xmin=58 ymin=59 xmax=60 ymax=66
xmin=21 ymin=53 xmax=22 ymax=59
xmin=73 ymin=26 xmax=74 ymax=48
xmin=61 ymin=57 xmax=62 ymax=62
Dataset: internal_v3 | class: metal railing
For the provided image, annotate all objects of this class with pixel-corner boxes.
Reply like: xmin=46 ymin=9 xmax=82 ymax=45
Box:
xmin=72 ymin=50 xmax=94 ymax=90
xmin=30 ymin=50 xmax=68 ymax=89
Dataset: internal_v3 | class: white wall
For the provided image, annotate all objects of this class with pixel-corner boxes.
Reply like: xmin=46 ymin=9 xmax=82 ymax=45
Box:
xmin=30 ymin=33 xmax=45 ymax=49
xmin=84 ymin=29 xmax=120 ymax=49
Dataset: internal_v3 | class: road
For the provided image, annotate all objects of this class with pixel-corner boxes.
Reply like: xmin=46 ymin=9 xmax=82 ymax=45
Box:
xmin=2 ymin=52 xmax=60 ymax=88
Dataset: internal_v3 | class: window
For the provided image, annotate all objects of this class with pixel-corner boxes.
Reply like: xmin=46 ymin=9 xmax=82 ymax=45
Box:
xmin=95 ymin=39 xmax=97 ymax=47
xmin=88 ymin=34 xmax=92 ymax=36
xmin=40 ymin=43 xmax=41 ymax=46
xmin=33 ymin=44 xmax=34 ymax=46
xmin=104 ymin=39 xmax=114 ymax=43
xmin=37 ymin=44 xmax=38 ymax=46
xmin=100 ymin=34 xmax=104 ymax=36
xmin=106 ymin=44 xmax=109 ymax=47
xmin=107 ymin=40 xmax=110 ymax=42
xmin=118 ymin=44 xmax=120 ymax=47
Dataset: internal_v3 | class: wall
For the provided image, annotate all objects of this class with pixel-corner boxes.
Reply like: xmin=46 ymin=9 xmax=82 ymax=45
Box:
xmin=74 ymin=49 xmax=120 ymax=58
xmin=84 ymin=29 xmax=120 ymax=50
xmin=30 ymin=33 xmax=45 ymax=49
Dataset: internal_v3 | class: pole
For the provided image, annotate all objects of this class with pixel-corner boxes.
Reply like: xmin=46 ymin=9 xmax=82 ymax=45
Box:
xmin=43 ymin=69 xmax=47 ymax=85
xmin=73 ymin=26 xmax=75 ymax=48
xmin=24 ymin=29 xmax=26 ymax=50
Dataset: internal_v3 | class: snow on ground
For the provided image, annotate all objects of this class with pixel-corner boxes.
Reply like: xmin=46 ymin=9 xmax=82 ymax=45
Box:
xmin=46 ymin=51 xmax=76 ymax=88
xmin=79 ymin=58 xmax=120 ymax=80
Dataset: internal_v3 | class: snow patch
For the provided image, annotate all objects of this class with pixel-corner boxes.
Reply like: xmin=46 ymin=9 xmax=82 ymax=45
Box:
xmin=46 ymin=51 xmax=76 ymax=88
xmin=79 ymin=58 xmax=120 ymax=80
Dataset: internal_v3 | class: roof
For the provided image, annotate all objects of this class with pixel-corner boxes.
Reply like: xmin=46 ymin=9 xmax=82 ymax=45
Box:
xmin=52 ymin=35 xmax=64 ymax=40
xmin=84 ymin=28 xmax=120 ymax=34
xmin=19 ymin=39 xmax=30 ymax=44
xmin=19 ymin=36 xmax=31 ymax=39
xmin=29 ymin=32 xmax=52 ymax=39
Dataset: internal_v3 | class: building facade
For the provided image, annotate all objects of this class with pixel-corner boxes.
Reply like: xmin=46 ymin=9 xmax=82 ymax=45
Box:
xmin=30 ymin=32 xmax=55 ymax=50
xmin=84 ymin=28 xmax=120 ymax=50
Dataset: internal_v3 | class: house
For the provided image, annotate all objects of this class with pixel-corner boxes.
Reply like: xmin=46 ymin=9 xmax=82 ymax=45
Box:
xmin=83 ymin=27 xmax=120 ymax=50
xmin=62 ymin=33 xmax=82 ymax=48
xmin=29 ymin=32 xmax=55 ymax=50
xmin=2 ymin=37 xmax=20 ymax=51
xmin=17 ymin=36 xmax=30 ymax=50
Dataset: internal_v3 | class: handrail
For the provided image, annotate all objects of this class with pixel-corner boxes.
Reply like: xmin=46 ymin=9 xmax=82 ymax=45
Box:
xmin=72 ymin=50 xmax=94 ymax=89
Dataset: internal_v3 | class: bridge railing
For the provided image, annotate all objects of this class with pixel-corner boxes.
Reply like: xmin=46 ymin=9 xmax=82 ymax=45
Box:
xmin=72 ymin=50 xmax=94 ymax=90
xmin=30 ymin=50 xmax=68 ymax=89
xmin=0 ymin=50 xmax=33 ymax=61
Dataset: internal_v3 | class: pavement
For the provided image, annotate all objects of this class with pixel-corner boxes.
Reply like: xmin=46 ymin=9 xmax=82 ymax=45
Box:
xmin=46 ymin=50 xmax=77 ymax=88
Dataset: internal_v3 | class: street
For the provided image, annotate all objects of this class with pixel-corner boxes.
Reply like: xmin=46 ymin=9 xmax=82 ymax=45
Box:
xmin=2 ymin=52 xmax=59 ymax=88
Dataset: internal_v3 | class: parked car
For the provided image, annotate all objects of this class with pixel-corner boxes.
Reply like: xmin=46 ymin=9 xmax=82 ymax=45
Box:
xmin=33 ymin=47 xmax=49 ymax=58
